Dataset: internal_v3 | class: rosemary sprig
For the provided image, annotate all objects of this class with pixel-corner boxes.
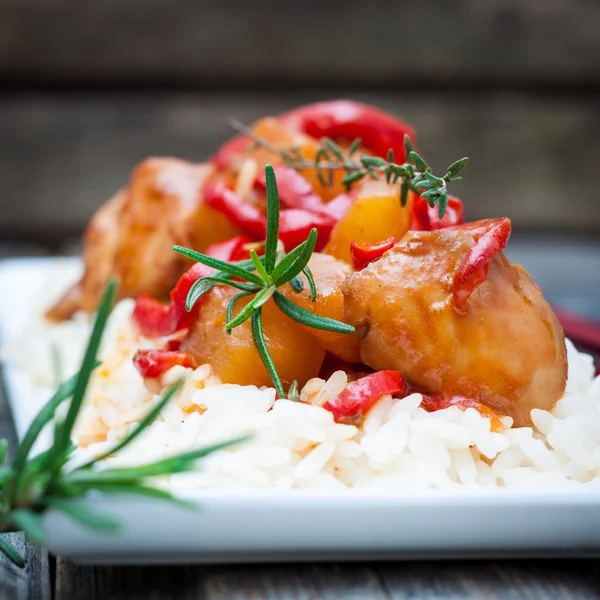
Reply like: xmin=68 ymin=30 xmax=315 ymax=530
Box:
xmin=229 ymin=119 xmax=468 ymax=219
xmin=174 ymin=164 xmax=355 ymax=398
xmin=0 ymin=280 xmax=247 ymax=567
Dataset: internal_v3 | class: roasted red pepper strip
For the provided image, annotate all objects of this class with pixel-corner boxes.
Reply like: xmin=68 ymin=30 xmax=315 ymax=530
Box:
xmin=350 ymin=237 xmax=396 ymax=270
xmin=204 ymin=178 xmax=335 ymax=251
xmin=133 ymin=349 xmax=195 ymax=379
xmin=279 ymin=209 xmax=334 ymax=251
xmin=255 ymin=165 xmax=327 ymax=213
xmin=133 ymin=235 xmax=252 ymax=337
xmin=452 ymin=218 xmax=512 ymax=314
xmin=420 ymin=394 xmax=504 ymax=431
xmin=411 ymin=195 xmax=465 ymax=231
xmin=204 ymin=180 xmax=267 ymax=238
xmin=323 ymin=370 xmax=404 ymax=422
xmin=279 ymin=100 xmax=416 ymax=161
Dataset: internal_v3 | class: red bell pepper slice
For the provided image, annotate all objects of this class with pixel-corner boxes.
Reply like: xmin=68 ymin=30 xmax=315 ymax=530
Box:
xmin=279 ymin=100 xmax=416 ymax=162
xmin=133 ymin=349 xmax=195 ymax=379
xmin=350 ymin=237 xmax=396 ymax=270
xmin=133 ymin=234 xmax=252 ymax=337
xmin=452 ymin=218 xmax=512 ymax=314
xmin=204 ymin=180 xmax=267 ymax=239
xmin=255 ymin=165 xmax=327 ymax=213
xmin=204 ymin=178 xmax=336 ymax=252
xmin=278 ymin=209 xmax=334 ymax=252
xmin=411 ymin=195 xmax=464 ymax=231
xmin=323 ymin=370 xmax=405 ymax=422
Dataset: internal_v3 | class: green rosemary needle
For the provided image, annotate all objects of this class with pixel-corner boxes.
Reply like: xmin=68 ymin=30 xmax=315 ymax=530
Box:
xmin=174 ymin=164 xmax=356 ymax=398
xmin=228 ymin=118 xmax=468 ymax=219
xmin=0 ymin=280 xmax=247 ymax=567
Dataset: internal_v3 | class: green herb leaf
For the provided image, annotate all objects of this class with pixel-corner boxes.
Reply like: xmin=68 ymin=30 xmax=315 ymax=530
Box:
xmin=289 ymin=275 xmax=303 ymax=293
xmin=46 ymin=499 xmax=121 ymax=531
xmin=251 ymin=309 xmax=285 ymax=398
xmin=348 ymin=138 xmax=362 ymax=156
xmin=404 ymin=134 xmax=414 ymax=158
xmin=361 ymin=156 xmax=387 ymax=168
xmin=226 ymin=292 xmax=253 ymax=334
xmin=400 ymin=180 xmax=410 ymax=207
xmin=273 ymin=292 xmax=355 ymax=333
xmin=250 ymin=249 xmax=270 ymax=283
xmin=12 ymin=368 xmax=92 ymax=476
xmin=10 ymin=510 xmax=45 ymax=545
xmin=0 ymin=439 xmax=8 ymax=464
xmin=187 ymin=276 xmax=257 ymax=312
xmin=321 ymin=137 xmax=344 ymax=160
xmin=302 ymin=267 xmax=317 ymax=302
xmin=409 ymin=151 xmax=427 ymax=172
xmin=424 ymin=172 xmax=445 ymax=187
xmin=77 ymin=381 xmax=183 ymax=470
xmin=173 ymin=247 xmax=264 ymax=286
xmin=263 ymin=164 xmax=280 ymax=274
xmin=341 ymin=172 xmax=366 ymax=188
xmin=52 ymin=279 xmax=117 ymax=467
xmin=0 ymin=535 xmax=25 ymax=567
xmin=446 ymin=157 xmax=469 ymax=177
xmin=273 ymin=229 xmax=318 ymax=286
xmin=288 ymin=381 xmax=300 ymax=401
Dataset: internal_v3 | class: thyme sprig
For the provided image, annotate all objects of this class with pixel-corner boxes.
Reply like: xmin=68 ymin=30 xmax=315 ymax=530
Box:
xmin=229 ymin=119 xmax=468 ymax=219
xmin=174 ymin=164 xmax=356 ymax=398
xmin=0 ymin=280 xmax=247 ymax=567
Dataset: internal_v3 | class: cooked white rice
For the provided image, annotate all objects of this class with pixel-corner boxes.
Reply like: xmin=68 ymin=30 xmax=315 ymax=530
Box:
xmin=17 ymin=281 xmax=600 ymax=492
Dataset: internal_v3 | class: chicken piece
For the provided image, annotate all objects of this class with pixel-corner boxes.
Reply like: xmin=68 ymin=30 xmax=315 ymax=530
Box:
xmin=342 ymin=224 xmax=567 ymax=426
xmin=181 ymin=286 xmax=325 ymax=389
xmin=280 ymin=252 xmax=361 ymax=363
xmin=47 ymin=158 xmax=241 ymax=320
xmin=46 ymin=191 xmax=125 ymax=320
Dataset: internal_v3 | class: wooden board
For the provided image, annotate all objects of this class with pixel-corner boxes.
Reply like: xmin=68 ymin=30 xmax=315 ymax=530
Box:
xmin=0 ymin=380 xmax=51 ymax=600
xmin=0 ymin=92 xmax=598 ymax=241
xmin=54 ymin=558 xmax=600 ymax=599
xmin=1 ymin=0 xmax=599 ymax=86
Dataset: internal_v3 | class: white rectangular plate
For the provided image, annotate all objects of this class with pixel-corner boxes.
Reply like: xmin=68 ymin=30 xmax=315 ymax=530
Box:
xmin=1 ymin=257 xmax=600 ymax=564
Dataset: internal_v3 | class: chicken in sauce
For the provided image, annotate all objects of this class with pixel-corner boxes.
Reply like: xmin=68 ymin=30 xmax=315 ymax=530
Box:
xmin=51 ymin=100 xmax=570 ymax=425
xmin=342 ymin=221 xmax=568 ymax=426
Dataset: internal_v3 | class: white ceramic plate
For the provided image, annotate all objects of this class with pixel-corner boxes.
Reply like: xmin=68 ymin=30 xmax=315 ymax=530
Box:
xmin=1 ymin=258 xmax=600 ymax=564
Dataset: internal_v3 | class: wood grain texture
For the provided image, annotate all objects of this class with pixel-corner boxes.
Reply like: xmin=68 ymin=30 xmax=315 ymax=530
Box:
xmin=0 ymin=0 xmax=599 ymax=85
xmin=1 ymin=91 xmax=599 ymax=241
xmin=0 ymin=384 xmax=51 ymax=600
xmin=54 ymin=559 xmax=600 ymax=600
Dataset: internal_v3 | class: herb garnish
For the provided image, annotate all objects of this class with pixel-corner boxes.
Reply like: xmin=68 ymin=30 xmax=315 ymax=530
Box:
xmin=229 ymin=119 xmax=468 ymax=219
xmin=173 ymin=164 xmax=356 ymax=398
xmin=0 ymin=280 xmax=247 ymax=567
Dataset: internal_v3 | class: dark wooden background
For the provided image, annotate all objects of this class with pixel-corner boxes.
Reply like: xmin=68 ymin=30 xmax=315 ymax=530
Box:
xmin=1 ymin=0 xmax=600 ymax=247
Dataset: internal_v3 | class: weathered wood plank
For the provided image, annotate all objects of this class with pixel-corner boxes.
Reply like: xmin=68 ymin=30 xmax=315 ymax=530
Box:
xmin=0 ymin=534 xmax=51 ymax=600
xmin=0 ymin=92 xmax=599 ymax=240
xmin=375 ymin=560 xmax=600 ymax=599
xmin=0 ymin=0 xmax=599 ymax=85
xmin=54 ymin=559 xmax=600 ymax=600
xmin=55 ymin=560 xmax=389 ymax=600
xmin=0 ymin=385 xmax=52 ymax=600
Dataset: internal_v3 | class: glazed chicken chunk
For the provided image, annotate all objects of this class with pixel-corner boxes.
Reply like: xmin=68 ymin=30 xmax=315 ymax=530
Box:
xmin=342 ymin=220 xmax=568 ymax=426
xmin=47 ymin=158 xmax=240 ymax=321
